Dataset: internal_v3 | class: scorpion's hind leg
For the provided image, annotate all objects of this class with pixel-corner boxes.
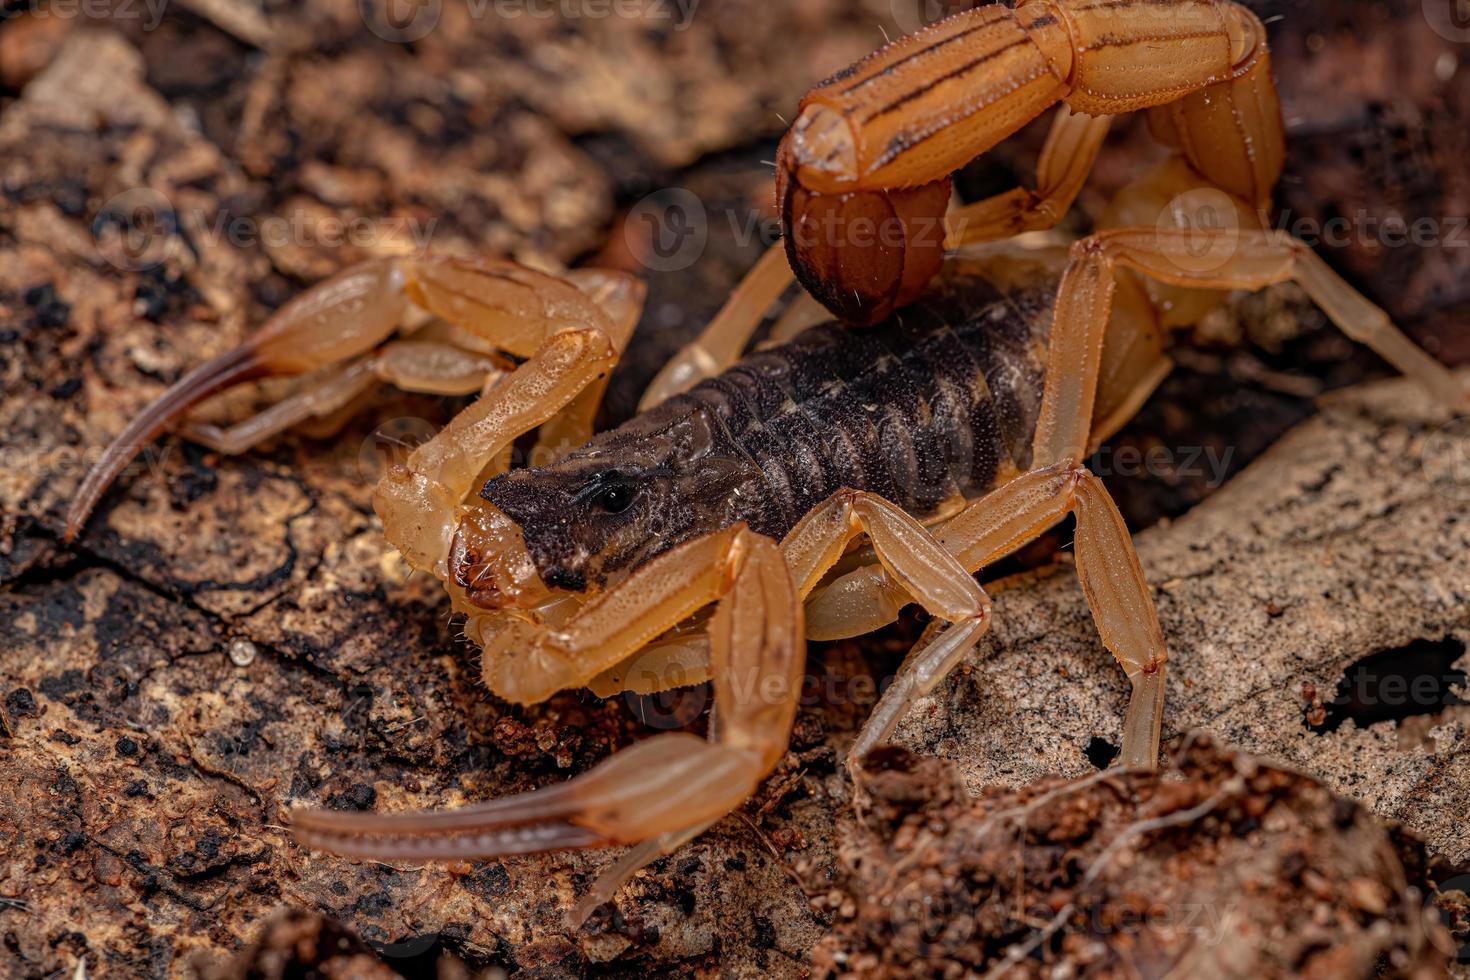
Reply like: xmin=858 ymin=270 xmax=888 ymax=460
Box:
xmin=63 ymin=257 xmax=412 ymax=540
xmin=291 ymin=525 xmax=804 ymax=921
xmin=810 ymin=470 xmax=1170 ymax=771
xmin=814 ymin=220 xmax=1470 ymax=770
xmin=1095 ymin=226 xmax=1470 ymax=410
xmin=810 ymin=235 xmax=1182 ymax=769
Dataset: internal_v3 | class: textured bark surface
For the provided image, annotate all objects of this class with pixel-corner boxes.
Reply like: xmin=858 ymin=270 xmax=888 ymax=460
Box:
xmin=2 ymin=0 xmax=1469 ymax=977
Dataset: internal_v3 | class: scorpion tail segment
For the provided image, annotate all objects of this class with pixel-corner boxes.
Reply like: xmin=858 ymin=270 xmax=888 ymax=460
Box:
xmin=289 ymin=734 xmax=766 ymax=864
xmin=63 ymin=346 xmax=265 ymax=542
xmin=778 ymin=168 xmax=951 ymax=327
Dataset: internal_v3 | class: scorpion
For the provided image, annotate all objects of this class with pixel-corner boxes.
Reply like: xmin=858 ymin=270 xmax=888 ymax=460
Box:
xmin=63 ymin=0 xmax=1467 ymax=916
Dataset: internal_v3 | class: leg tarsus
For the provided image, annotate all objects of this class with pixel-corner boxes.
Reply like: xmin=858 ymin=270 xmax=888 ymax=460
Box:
xmin=1121 ymin=663 xmax=1166 ymax=770
xmin=848 ymin=612 xmax=992 ymax=778
xmin=804 ymin=468 xmax=1170 ymax=771
xmin=570 ymin=821 xmax=712 ymax=927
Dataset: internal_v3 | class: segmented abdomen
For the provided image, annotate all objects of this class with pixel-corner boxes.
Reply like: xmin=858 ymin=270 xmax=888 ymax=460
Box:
xmin=677 ymin=267 xmax=1054 ymax=540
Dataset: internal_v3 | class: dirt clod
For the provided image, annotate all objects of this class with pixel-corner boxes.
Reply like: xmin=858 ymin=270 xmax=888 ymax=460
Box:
xmin=816 ymin=737 xmax=1450 ymax=979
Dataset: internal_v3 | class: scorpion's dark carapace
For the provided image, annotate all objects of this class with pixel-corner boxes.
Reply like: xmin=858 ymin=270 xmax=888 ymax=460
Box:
xmin=479 ymin=254 xmax=1060 ymax=595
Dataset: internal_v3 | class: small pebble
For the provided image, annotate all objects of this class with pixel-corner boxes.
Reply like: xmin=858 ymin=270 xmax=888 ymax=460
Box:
xmin=228 ymin=639 xmax=258 ymax=667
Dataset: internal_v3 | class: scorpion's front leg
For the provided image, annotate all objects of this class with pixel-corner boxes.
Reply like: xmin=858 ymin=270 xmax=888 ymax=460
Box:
xmin=397 ymin=258 xmax=643 ymax=462
xmin=291 ymin=524 xmax=804 ymax=911
xmin=781 ymin=489 xmax=995 ymax=781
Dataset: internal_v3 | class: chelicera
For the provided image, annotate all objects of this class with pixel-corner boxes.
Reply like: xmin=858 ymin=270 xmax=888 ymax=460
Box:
xmin=65 ymin=0 xmax=1467 ymax=918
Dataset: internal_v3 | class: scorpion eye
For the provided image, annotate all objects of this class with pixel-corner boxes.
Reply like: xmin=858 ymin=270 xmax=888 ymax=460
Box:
xmin=590 ymin=479 xmax=637 ymax=514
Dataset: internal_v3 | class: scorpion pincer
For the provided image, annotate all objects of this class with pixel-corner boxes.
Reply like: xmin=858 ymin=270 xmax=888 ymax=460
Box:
xmin=64 ymin=0 xmax=1468 ymax=916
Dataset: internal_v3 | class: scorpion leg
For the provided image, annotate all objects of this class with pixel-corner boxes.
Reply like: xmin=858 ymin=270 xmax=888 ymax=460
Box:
xmin=535 ymin=269 xmax=644 ymax=459
xmin=180 ymin=341 xmax=504 ymax=455
xmin=375 ymin=326 xmax=618 ymax=576
xmin=1049 ymin=227 xmax=1470 ymax=413
xmin=399 ymin=257 xmax=644 ymax=458
xmin=821 ymin=223 xmax=1467 ymax=768
xmin=781 ymin=490 xmax=990 ymax=624
xmin=638 ymin=245 xmax=793 ymax=410
xmin=63 ymin=257 xmax=410 ymax=539
xmin=764 ymin=290 xmax=832 ymax=348
xmin=584 ymin=487 xmax=999 ymax=702
xmin=815 ymin=229 xmax=1181 ymax=767
xmin=943 ymin=106 xmax=1111 ymax=248
xmin=813 ymin=465 xmax=1167 ymax=770
xmin=291 ymin=526 xmax=803 ymax=919
xmin=779 ymin=490 xmax=994 ymax=776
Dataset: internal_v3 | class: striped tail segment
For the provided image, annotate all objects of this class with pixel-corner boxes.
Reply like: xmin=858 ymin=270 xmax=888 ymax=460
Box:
xmin=791 ymin=3 xmax=1075 ymax=193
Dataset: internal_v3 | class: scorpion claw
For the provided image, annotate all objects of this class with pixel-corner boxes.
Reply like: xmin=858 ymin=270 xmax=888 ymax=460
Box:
xmin=63 ymin=346 xmax=265 ymax=542
xmin=287 ymin=781 xmax=610 ymax=861
xmin=65 ymin=258 xmax=411 ymax=542
xmin=289 ymin=734 xmax=764 ymax=864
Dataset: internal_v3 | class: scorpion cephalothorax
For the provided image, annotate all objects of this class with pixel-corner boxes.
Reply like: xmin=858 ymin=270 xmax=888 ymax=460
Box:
xmin=480 ymin=259 xmax=1060 ymax=605
xmin=476 ymin=407 xmax=766 ymax=597
xmin=63 ymin=0 xmax=1469 ymax=921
